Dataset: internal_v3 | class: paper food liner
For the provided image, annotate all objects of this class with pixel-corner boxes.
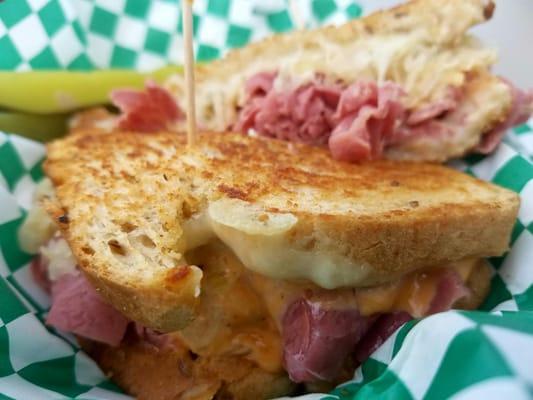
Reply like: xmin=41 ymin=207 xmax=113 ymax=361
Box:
xmin=1 ymin=0 xmax=533 ymax=399
xmin=0 ymin=0 xmax=362 ymax=71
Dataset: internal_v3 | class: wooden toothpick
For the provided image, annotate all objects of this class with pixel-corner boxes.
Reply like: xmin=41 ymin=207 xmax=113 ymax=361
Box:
xmin=182 ymin=0 xmax=197 ymax=147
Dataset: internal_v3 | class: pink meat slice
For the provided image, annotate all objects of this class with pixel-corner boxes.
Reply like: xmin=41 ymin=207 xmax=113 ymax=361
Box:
xmin=282 ymin=298 xmax=372 ymax=383
xmin=235 ymin=74 xmax=341 ymax=145
xmin=354 ymin=312 xmax=412 ymax=364
xmin=244 ymin=71 xmax=277 ymax=97
xmin=282 ymin=270 xmax=470 ymax=383
xmin=235 ymin=74 xmax=457 ymax=162
xmin=235 ymin=72 xmax=533 ymax=162
xmin=30 ymin=255 xmax=51 ymax=294
xmin=428 ymin=269 xmax=471 ymax=314
xmin=111 ymin=80 xmax=183 ymax=132
xmin=47 ymin=273 xmax=129 ymax=346
xmin=328 ymin=81 xmax=406 ymax=161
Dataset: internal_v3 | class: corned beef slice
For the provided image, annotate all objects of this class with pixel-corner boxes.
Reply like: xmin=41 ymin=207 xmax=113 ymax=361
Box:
xmin=282 ymin=299 xmax=372 ymax=382
xmin=111 ymin=80 xmax=183 ymax=132
xmin=30 ymin=255 xmax=51 ymax=293
xmin=428 ymin=269 xmax=471 ymax=314
xmin=282 ymin=269 xmax=469 ymax=383
xmin=354 ymin=312 xmax=412 ymax=365
xmin=235 ymin=72 xmax=532 ymax=161
xmin=46 ymin=272 xmax=129 ymax=346
xmin=108 ymin=75 xmax=532 ymax=159
xmin=235 ymin=72 xmax=341 ymax=145
xmin=329 ymin=81 xmax=406 ymax=161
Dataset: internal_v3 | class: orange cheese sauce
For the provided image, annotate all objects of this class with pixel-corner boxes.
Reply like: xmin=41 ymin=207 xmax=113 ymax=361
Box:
xmin=183 ymin=241 xmax=478 ymax=372
xmin=181 ymin=242 xmax=285 ymax=373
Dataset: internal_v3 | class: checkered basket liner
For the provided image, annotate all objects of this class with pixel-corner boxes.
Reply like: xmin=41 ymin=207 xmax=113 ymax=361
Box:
xmin=0 ymin=0 xmax=362 ymax=71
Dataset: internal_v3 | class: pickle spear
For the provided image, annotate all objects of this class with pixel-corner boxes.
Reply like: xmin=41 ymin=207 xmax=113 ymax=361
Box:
xmin=0 ymin=112 xmax=69 ymax=142
xmin=0 ymin=66 xmax=182 ymax=114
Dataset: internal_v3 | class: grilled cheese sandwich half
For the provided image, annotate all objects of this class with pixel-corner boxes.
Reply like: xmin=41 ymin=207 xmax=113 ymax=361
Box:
xmin=19 ymin=127 xmax=517 ymax=398
xmin=36 ymin=129 xmax=518 ymax=331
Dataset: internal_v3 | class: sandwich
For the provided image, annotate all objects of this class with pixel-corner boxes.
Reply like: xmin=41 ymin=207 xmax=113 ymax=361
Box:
xmin=109 ymin=0 xmax=531 ymax=163
xmin=20 ymin=128 xmax=519 ymax=399
xmin=16 ymin=0 xmax=524 ymax=398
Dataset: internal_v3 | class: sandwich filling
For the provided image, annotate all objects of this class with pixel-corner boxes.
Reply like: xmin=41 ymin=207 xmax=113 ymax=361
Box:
xmin=111 ymin=75 xmax=532 ymax=163
xmin=21 ymin=185 xmax=489 ymax=384
xmin=33 ymin=236 xmax=485 ymax=384
xmin=233 ymin=72 xmax=532 ymax=162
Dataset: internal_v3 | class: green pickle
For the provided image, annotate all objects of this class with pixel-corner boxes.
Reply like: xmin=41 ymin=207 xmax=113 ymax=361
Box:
xmin=0 ymin=66 xmax=183 ymax=141
xmin=0 ymin=112 xmax=69 ymax=142
xmin=0 ymin=66 xmax=182 ymax=114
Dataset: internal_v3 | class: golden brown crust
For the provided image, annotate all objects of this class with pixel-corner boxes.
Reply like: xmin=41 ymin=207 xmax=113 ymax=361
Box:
xmin=44 ymin=130 xmax=519 ymax=331
xmin=191 ymin=0 xmax=494 ymax=84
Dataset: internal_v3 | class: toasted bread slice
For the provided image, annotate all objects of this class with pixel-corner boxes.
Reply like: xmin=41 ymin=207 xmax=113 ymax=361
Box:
xmin=44 ymin=130 xmax=518 ymax=331
xmin=80 ymin=335 xmax=294 ymax=400
xmin=165 ymin=0 xmax=509 ymax=162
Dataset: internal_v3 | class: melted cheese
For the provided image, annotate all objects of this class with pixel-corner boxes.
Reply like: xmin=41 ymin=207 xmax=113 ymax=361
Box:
xmin=40 ymin=236 xmax=77 ymax=281
xmin=182 ymin=199 xmax=475 ymax=290
xmin=18 ymin=179 xmax=57 ymax=254
xmin=355 ymin=270 xmax=444 ymax=316
xmin=181 ymin=198 xmax=374 ymax=289
xmin=249 ymin=258 xmax=479 ymax=325
xmin=179 ymin=241 xmax=479 ymax=373
xmin=179 ymin=242 xmax=284 ymax=373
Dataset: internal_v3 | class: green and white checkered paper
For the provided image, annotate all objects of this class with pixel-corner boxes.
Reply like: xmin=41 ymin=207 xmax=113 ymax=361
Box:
xmin=1 ymin=0 xmax=533 ymax=399
xmin=0 ymin=0 xmax=362 ymax=71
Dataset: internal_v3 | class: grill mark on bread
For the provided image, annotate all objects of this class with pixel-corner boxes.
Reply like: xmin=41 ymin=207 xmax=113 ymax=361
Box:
xmin=217 ymin=184 xmax=249 ymax=200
